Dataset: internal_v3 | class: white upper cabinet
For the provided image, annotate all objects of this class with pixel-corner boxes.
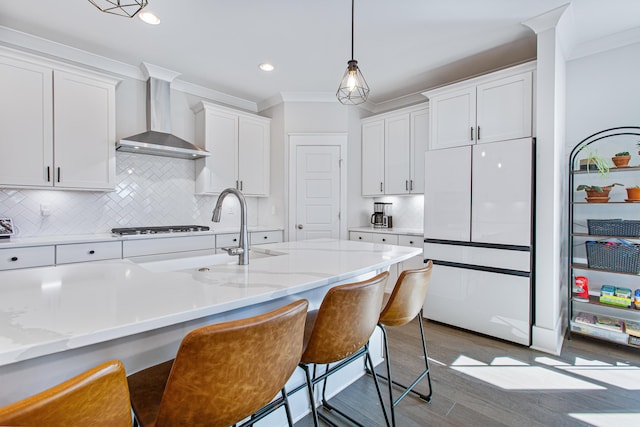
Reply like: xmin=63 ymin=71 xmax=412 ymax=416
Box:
xmin=0 ymin=51 xmax=117 ymax=190
xmin=0 ymin=55 xmax=53 ymax=187
xmin=53 ymin=70 xmax=117 ymax=190
xmin=428 ymin=86 xmax=476 ymax=150
xmin=361 ymin=119 xmax=385 ymax=196
xmin=194 ymin=101 xmax=270 ymax=196
xmin=361 ymin=104 xmax=428 ymax=196
xmin=425 ymin=63 xmax=533 ymax=150
xmin=384 ymin=113 xmax=411 ymax=194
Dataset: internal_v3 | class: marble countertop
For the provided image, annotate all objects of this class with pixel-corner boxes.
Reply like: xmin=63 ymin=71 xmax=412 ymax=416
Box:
xmin=349 ymin=226 xmax=424 ymax=237
xmin=0 ymin=238 xmax=420 ymax=367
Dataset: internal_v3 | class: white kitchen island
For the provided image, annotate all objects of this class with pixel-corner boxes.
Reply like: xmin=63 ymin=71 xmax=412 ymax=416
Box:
xmin=0 ymin=238 xmax=419 ymax=421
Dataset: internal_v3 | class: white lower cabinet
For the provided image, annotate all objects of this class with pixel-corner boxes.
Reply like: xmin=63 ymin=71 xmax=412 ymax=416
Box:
xmin=56 ymin=241 xmax=122 ymax=264
xmin=250 ymin=230 xmax=283 ymax=245
xmin=349 ymin=231 xmax=424 ymax=291
xmin=0 ymin=246 xmax=55 ymax=270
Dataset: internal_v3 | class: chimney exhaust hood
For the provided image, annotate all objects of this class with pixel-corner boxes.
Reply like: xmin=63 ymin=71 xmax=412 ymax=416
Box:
xmin=117 ymin=63 xmax=210 ymax=159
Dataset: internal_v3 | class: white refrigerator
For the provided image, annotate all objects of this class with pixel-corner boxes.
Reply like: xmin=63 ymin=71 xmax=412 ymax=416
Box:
xmin=423 ymin=138 xmax=534 ymax=345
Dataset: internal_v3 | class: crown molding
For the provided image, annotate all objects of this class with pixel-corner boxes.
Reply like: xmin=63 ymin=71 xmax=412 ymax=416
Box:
xmin=569 ymin=26 xmax=640 ymax=60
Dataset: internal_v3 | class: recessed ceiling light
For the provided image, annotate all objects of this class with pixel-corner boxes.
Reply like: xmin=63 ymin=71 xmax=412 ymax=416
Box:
xmin=139 ymin=11 xmax=160 ymax=25
xmin=259 ymin=63 xmax=274 ymax=72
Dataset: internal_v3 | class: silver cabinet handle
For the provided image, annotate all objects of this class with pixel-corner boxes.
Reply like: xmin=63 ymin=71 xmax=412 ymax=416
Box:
xmin=10 ymin=256 xmax=18 ymax=262
xmin=477 ymin=126 xmax=481 ymax=140
xmin=89 ymin=250 xmax=95 ymax=255
xmin=57 ymin=167 xmax=61 ymax=183
xmin=410 ymin=180 xmax=414 ymax=191
xmin=46 ymin=167 xmax=51 ymax=182
xmin=380 ymin=182 xmax=383 ymax=192
xmin=297 ymin=224 xmax=304 ymax=230
xmin=406 ymin=180 xmax=409 ymax=190
xmin=470 ymin=127 xmax=474 ymax=141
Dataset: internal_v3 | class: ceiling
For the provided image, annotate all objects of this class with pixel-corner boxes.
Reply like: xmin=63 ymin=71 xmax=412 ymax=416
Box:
xmin=1 ymin=0 xmax=640 ymax=109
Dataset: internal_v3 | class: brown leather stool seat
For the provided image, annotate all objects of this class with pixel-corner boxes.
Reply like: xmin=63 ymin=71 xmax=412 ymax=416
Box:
xmin=295 ymin=271 xmax=390 ymax=427
xmin=0 ymin=360 xmax=132 ymax=427
xmin=127 ymin=299 xmax=308 ymax=427
xmin=375 ymin=261 xmax=434 ymax=427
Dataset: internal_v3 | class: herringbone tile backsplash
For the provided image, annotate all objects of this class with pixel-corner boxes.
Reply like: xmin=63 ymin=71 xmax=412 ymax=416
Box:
xmin=0 ymin=153 xmax=258 ymax=237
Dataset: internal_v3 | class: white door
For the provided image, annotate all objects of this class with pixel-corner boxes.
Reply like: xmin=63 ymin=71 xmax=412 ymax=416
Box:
xmin=295 ymin=145 xmax=341 ymax=240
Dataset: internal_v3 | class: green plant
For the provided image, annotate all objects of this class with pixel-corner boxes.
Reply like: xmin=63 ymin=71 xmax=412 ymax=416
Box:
xmin=581 ymin=150 xmax=610 ymax=178
xmin=576 ymin=183 xmax=623 ymax=192
xmin=615 ymin=151 xmax=630 ymax=156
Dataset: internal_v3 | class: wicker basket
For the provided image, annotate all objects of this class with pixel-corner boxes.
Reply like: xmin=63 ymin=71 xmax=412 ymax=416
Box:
xmin=587 ymin=219 xmax=640 ymax=237
xmin=585 ymin=240 xmax=640 ymax=274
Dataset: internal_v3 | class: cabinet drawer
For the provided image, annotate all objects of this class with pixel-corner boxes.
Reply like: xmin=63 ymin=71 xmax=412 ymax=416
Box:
xmin=370 ymin=234 xmax=398 ymax=245
xmin=398 ymin=235 xmax=422 ymax=248
xmin=350 ymin=232 xmax=372 ymax=242
xmin=216 ymin=233 xmax=241 ymax=248
xmin=251 ymin=230 xmax=283 ymax=245
xmin=123 ymin=235 xmax=215 ymax=258
xmin=0 ymin=246 xmax=55 ymax=270
xmin=56 ymin=241 xmax=122 ymax=264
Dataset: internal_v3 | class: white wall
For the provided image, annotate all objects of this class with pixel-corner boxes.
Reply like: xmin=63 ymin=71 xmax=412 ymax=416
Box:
xmin=566 ymin=41 xmax=640 ymax=147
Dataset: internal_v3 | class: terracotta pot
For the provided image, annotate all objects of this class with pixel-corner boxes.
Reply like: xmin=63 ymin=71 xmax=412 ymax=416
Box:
xmin=585 ymin=186 xmax=612 ymax=199
xmin=627 ymin=187 xmax=640 ymax=201
xmin=612 ymin=155 xmax=631 ymax=168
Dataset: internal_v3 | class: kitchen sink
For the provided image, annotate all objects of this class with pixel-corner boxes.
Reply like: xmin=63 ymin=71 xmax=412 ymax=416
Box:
xmin=130 ymin=248 xmax=285 ymax=273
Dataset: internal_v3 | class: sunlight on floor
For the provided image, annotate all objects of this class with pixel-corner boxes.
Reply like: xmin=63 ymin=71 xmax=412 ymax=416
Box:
xmin=569 ymin=412 xmax=640 ymax=427
xmin=450 ymin=355 xmax=606 ymax=390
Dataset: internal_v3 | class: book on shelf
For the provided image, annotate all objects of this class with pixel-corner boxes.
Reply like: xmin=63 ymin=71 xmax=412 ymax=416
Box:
xmin=625 ymin=319 xmax=640 ymax=338
xmin=595 ymin=315 xmax=624 ymax=332
xmin=574 ymin=312 xmax=596 ymax=326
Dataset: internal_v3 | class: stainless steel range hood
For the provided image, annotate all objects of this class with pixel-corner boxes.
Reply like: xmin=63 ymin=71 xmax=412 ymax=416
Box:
xmin=118 ymin=64 xmax=210 ymax=159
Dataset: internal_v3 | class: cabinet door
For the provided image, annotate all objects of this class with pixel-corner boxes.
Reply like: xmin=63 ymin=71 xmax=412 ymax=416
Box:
xmin=429 ymin=86 xmax=475 ymax=150
xmin=424 ymin=146 xmax=471 ymax=241
xmin=53 ymin=70 xmax=116 ymax=190
xmin=361 ymin=119 xmax=385 ymax=196
xmin=384 ymin=114 xmax=411 ymax=194
xmin=410 ymin=108 xmax=429 ymax=193
xmin=476 ymin=72 xmax=532 ymax=144
xmin=471 ymin=138 xmax=532 ymax=245
xmin=0 ymin=56 xmax=53 ymax=187
xmin=423 ymin=264 xmax=530 ymax=345
xmin=203 ymin=109 xmax=238 ymax=194
xmin=238 ymin=116 xmax=270 ymax=196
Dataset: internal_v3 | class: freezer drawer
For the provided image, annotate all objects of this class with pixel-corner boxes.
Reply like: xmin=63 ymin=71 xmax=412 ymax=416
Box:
xmin=423 ymin=263 xmax=531 ymax=345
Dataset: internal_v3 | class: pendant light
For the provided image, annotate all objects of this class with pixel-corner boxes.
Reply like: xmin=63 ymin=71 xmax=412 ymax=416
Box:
xmin=88 ymin=0 xmax=148 ymax=18
xmin=336 ymin=0 xmax=370 ymax=105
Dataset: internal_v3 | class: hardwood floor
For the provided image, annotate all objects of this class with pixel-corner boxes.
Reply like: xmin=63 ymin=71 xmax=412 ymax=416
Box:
xmin=295 ymin=319 xmax=640 ymax=427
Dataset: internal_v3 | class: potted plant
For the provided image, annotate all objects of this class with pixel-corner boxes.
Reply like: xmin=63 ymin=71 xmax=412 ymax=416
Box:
xmin=579 ymin=150 xmax=610 ymax=177
xmin=576 ymin=183 xmax=623 ymax=202
xmin=612 ymin=151 xmax=631 ymax=168
xmin=627 ymin=185 xmax=640 ymax=201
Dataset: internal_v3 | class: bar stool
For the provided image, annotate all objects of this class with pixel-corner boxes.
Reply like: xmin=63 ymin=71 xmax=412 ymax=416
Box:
xmin=375 ymin=261 xmax=434 ymax=427
xmin=0 ymin=360 xmax=132 ymax=427
xmin=127 ymin=299 xmax=308 ymax=427
xmin=297 ymin=271 xmax=390 ymax=427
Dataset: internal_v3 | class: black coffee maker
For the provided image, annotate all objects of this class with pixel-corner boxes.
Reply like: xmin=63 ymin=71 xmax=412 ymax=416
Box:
xmin=371 ymin=202 xmax=392 ymax=228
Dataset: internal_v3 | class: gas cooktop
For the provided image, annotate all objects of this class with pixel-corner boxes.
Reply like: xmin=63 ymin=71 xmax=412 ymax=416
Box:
xmin=111 ymin=225 xmax=210 ymax=235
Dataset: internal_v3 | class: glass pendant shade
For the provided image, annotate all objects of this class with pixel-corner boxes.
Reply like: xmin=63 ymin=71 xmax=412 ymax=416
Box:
xmin=88 ymin=0 xmax=148 ymax=18
xmin=337 ymin=60 xmax=370 ymax=105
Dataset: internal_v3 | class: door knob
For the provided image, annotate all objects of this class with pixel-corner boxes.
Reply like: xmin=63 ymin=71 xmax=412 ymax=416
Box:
xmin=297 ymin=224 xmax=304 ymax=229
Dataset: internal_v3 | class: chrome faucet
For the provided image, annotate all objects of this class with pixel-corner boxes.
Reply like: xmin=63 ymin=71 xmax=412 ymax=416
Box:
xmin=212 ymin=187 xmax=249 ymax=265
